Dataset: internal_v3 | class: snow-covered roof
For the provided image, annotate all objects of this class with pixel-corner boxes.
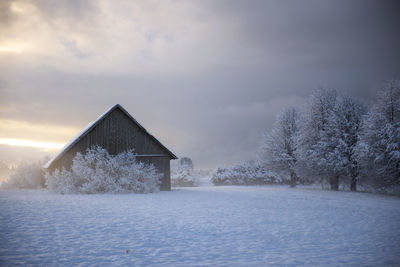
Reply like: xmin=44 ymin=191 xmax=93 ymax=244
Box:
xmin=44 ymin=104 xmax=178 ymax=169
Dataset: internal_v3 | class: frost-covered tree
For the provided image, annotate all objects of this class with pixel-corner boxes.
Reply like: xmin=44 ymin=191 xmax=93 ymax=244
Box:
xmin=296 ymin=88 xmax=338 ymax=189
xmin=357 ymin=80 xmax=400 ymax=190
xmin=46 ymin=146 xmax=161 ymax=194
xmin=1 ymin=161 xmax=45 ymax=189
xmin=316 ymin=96 xmax=366 ymax=191
xmin=261 ymin=107 xmax=301 ymax=187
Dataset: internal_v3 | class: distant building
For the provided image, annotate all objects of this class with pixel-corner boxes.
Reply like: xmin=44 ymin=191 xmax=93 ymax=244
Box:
xmin=44 ymin=104 xmax=177 ymax=191
xmin=179 ymin=157 xmax=194 ymax=170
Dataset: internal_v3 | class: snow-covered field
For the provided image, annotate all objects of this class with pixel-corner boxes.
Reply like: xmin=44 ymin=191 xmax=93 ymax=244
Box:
xmin=1 ymin=186 xmax=399 ymax=266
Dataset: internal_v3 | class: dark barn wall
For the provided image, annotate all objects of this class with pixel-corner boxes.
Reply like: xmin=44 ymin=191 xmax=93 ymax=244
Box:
xmin=49 ymin=108 xmax=172 ymax=190
xmin=136 ymin=156 xmax=171 ymax=191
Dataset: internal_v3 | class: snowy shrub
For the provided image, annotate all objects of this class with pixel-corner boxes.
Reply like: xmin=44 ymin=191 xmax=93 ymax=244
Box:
xmin=171 ymin=167 xmax=197 ymax=187
xmin=171 ymin=157 xmax=197 ymax=187
xmin=45 ymin=146 xmax=161 ymax=194
xmin=45 ymin=168 xmax=76 ymax=194
xmin=1 ymin=162 xmax=45 ymax=189
xmin=211 ymin=162 xmax=282 ymax=186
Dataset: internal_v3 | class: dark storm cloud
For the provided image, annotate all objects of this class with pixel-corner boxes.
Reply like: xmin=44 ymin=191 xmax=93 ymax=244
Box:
xmin=0 ymin=0 xmax=399 ymax=168
xmin=210 ymin=0 xmax=400 ymax=98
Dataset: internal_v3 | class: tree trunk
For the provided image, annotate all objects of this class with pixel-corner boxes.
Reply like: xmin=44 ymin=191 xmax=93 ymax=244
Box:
xmin=290 ymin=171 xmax=297 ymax=188
xmin=350 ymin=177 xmax=357 ymax=191
xmin=330 ymin=175 xmax=339 ymax=191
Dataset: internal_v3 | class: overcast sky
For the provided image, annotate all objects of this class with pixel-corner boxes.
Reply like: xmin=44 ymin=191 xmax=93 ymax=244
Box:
xmin=0 ymin=0 xmax=399 ymax=168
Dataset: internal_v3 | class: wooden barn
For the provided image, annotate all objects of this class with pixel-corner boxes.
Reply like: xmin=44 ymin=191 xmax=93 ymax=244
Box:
xmin=44 ymin=104 xmax=178 ymax=191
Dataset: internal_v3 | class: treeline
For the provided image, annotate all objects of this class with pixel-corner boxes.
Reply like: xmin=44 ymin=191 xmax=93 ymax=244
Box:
xmin=211 ymin=161 xmax=282 ymax=186
xmin=261 ymin=79 xmax=400 ymax=194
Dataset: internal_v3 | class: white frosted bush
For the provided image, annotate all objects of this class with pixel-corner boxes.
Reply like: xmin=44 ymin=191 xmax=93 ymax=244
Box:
xmin=171 ymin=167 xmax=197 ymax=187
xmin=45 ymin=146 xmax=161 ymax=194
xmin=1 ymin=162 xmax=45 ymax=189
xmin=45 ymin=168 xmax=76 ymax=194
xmin=171 ymin=157 xmax=197 ymax=187
xmin=211 ymin=162 xmax=282 ymax=186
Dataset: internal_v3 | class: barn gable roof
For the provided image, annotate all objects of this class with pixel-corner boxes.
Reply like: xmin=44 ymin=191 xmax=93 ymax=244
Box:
xmin=44 ymin=104 xmax=178 ymax=169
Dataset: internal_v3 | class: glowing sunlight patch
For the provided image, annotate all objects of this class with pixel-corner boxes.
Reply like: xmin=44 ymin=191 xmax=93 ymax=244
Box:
xmin=0 ymin=138 xmax=64 ymax=150
xmin=0 ymin=46 xmax=23 ymax=53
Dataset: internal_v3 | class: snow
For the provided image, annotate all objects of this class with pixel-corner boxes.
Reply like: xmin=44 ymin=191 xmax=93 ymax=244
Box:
xmin=1 ymin=186 xmax=400 ymax=266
